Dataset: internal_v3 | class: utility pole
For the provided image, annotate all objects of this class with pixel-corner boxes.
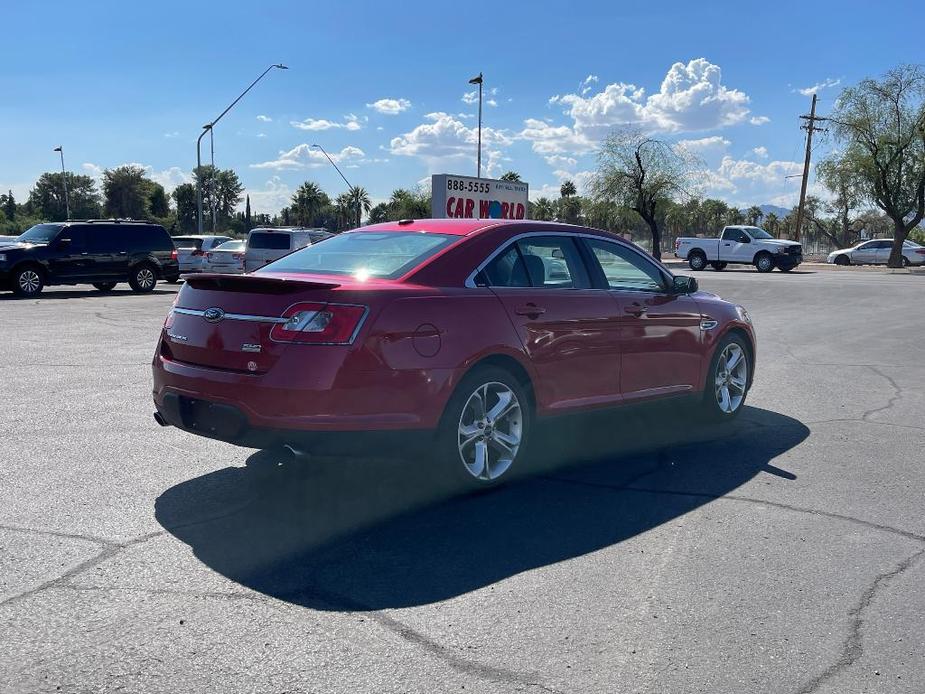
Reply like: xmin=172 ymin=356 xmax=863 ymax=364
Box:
xmin=793 ymin=93 xmax=827 ymax=243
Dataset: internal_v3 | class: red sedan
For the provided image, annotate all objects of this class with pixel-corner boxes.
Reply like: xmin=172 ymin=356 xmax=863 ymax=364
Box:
xmin=152 ymin=219 xmax=755 ymax=487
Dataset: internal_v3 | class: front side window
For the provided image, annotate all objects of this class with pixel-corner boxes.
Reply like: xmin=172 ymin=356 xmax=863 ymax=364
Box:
xmin=258 ymin=231 xmax=457 ymax=279
xmin=744 ymin=226 xmax=773 ymax=240
xmin=584 ymin=239 xmax=667 ymax=292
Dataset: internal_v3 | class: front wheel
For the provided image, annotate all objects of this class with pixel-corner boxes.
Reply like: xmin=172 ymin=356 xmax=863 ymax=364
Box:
xmin=12 ymin=266 xmax=45 ymax=297
xmin=754 ymin=252 xmax=774 ymax=273
xmin=436 ymin=366 xmax=533 ymax=490
xmin=834 ymin=254 xmax=850 ymax=266
xmin=703 ymin=335 xmax=751 ymax=420
xmin=901 ymin=256 xmax=910 ymax=267
xmin=128 ymin=264 xmax=157 ymax=293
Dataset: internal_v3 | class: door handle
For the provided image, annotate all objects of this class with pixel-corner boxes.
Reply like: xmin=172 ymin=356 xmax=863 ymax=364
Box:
xmin=624 ymin=303 xmax=647 ymax=316
xmin=514 ymin=304 xmax=546 ymax=318
xmin=118 ymin=251 xmax=127 ymax=255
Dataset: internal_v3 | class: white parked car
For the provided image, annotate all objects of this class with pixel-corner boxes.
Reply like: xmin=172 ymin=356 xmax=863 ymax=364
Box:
xmin=202 ymin=239 xmax=246 ymax=274
xmin=173 ymin=235 xmax=232 ymax=273
xmin=675 ymin=226 xmax=803 ymax=272
xmin=243 ymin=227 xmax=333 ymax=273
xmin=0 ymin=235 xmax=19 ymax=244
xmin=827 ymin=239 xmax=925 ymax=267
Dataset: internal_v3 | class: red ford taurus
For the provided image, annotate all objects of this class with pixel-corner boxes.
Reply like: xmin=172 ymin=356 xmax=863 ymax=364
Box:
xmin=152 ymin=219 xmax=755 ymax=487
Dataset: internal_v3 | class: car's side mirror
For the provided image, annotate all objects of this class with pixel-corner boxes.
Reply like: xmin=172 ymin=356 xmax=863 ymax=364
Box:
xmin=740 ymin=236 xmax=750 ymax=243
xmin=671 ymin=275 xmax=698 ymax=294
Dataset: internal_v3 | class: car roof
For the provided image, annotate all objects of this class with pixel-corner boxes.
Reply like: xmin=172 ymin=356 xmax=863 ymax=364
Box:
xmin=358 ymin=219 xmax=601 ymax=237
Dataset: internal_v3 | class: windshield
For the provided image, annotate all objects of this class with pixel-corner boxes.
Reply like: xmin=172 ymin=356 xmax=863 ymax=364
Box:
xmin=214 ymin=240 xmax=245 ymax=251
xmin=258 ymin=231 xmax=457 ymax=279
xmin=742 ymin=226 xmax=773 ymax=240
xmin=173 ymin=237 xmax=203 ymax=250
xmin=18 ymin=223 xmax=63 ymax=244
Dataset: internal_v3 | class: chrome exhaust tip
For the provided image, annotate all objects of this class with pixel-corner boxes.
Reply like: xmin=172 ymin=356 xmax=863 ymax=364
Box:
xmin=153 ymin=411 xmax=170 ymax=427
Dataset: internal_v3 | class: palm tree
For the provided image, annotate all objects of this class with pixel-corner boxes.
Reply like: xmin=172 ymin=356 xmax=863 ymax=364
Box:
xmin=764 ymin=212 xmax=779 ymax=237
xmin=726 ymin=207 xmax=744 ymax=225
xmin=500 ymin=171 xmax=522 ymax=182
xmin=532 ymin=197 xmax=556 ymax=221
xmin=348 ymin=185 xmax=372 ymax=227
xmin=701 ymin=198 xmax=728 ymax=232
xmin=291 ymin=181 xmax=326 ymax=227
xmin=560 ymin=180 xmax=577 ymax=198
xmin=745 ymin=205 xmax=764 ymax=226
xmin=333 ymin=192 xmax=354 ymax=230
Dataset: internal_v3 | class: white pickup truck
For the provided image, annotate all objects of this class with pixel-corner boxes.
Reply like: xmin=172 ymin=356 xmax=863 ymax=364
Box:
xmin=675 ymin=225 xmax=803 ymax=272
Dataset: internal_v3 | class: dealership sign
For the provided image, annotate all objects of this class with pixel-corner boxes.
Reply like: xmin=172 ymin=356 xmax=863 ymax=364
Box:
xmin=431 ymin=174 xmax=529 ymax=220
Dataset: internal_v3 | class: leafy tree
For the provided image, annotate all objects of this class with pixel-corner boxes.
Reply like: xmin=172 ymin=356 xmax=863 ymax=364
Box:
xmin=532 ymin=197 xmax=556 ymax=221
xmin=745 ymin=205 xmax=764 ymax=225
xmin=291 ymin=181 xmax=328 ymax=226
xmin=193 ymin=166 xmax=244 ymax=230
xmin=386 ymin=188 xmax=431 ymax=220
xmin=245 ymin=195 xmax=251 ymax=229
xmin=2 ymin=190 xmax=15 ymax=220
xmin=333 ymin=192 xmax=354 ymax=229
xmin=829 ymin=64 xmax=925 ymax=266
xmin=813 ymin=156 xmax=868 ymax=248
xmin=500 ymin=171 xmax=522 ymax=182
xmin=368 ymin=202 xmax=390 ymax=224
xmin=103 ymin=165 xmax=151 ymax=219
xmin=172 ymin=183 xmax=197 ymax=233
xmin=764 ymin=212 xmax=780 ymax=237
xmin=701 ymin=198 xmax=728 ymax=232
xmin=726 ymin=207 xmax=744 ymax=225
xmin=560 ymin=180 xmax=577 ymax=198
xmin=348 ymin=185 xmax=372 ymax=227
xmin=557 ymin=196 xmax=582 ymax=224
xmin=29 ymin=172 xmax=101 ymax=221
xmin=148 ymin=182 xmax=170 ymax=218
xmin=592 ymin=129 xmax=698 ymax=259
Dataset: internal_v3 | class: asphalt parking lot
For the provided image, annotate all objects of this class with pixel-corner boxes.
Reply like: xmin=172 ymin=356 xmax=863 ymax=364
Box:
xmin=1 ymin=268 xmax=924 ymax=694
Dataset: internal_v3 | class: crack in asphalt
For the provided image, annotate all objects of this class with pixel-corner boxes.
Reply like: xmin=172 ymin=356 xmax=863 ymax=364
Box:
xmin=0 ymin=523 xmax=114 ymax=547
xmin=862 ymin=366 xmax=904 ymax=422
xmin=794 ymin=548 xmax=925 ymax=694
xmin=0 ymin=531 xmax=165 ymax=609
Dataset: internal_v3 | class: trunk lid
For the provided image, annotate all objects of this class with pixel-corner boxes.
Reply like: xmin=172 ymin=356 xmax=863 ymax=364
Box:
xmin=164 ymin=274 xmax=342 ymax=372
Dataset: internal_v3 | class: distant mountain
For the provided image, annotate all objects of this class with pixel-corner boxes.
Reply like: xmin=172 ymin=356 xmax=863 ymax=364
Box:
xmin=758 ymin=204 xmax=791 ymax=219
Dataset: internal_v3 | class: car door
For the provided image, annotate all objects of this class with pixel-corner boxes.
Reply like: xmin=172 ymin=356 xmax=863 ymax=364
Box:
xmin=719 ymin=228 xmax=751 ymax=262
xmin=46 ymin=227 xmax=90 ymax=281
xmin=581 ymin=237 xmax=703 ymax=400
xmin=852 ymin=241 xmax=878 ymax=264
xmin=873 ymin=240 xmax=893 ymax=264
xmin=85 ymin=225 xmax=122 ymax=278
xmin=481 ymin=235 xmax=624 ymax=411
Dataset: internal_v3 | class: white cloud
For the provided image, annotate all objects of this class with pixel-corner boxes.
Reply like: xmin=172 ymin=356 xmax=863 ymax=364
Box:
xmin=81 ymin=162 xmax=190 ymax=194
xmin=290 ymin=114 xmax=362 ymax=131
xmin=797 ymin=77 xmax=841 ymax=96
xmin=389 ymin=112 xmax=512 ymax=174
xmin=581 ymin=74 xmax=599 ymax=95
xmin=256 ymin=115 xmax=273 ymax=122
xmin=692 ymin=155 xmax=814 ymax=206
xmin=250 ymin=144 xmax=365 ymax=170
xmin=367 ymin=98 xmax=412 ymax=115
xmin=750 ymin=115 xmax=770 ymax=126
xmin=462 ymin=90 xmax=479 ymax=105
xmin=244 ymin=176 xmax=290 ymax=214
xmin=518 ymin=118 xmax=594 ymax=155
xmin=751 ymin=146 xmax=769 ymax=158
xmin=678 ymin=135 xmax=731 ymax=153
xmin=544 ymin=154 xmax=578 ymax=169
xmin=583 ymin=74 xmax=599 ymax=85
xmin=163 ymin=131 xmax=180 ymax=139
xmin=486 ymin=99 xmax=498 ymax=107
xmin=257 ymin=132 xmax=267 ymax=138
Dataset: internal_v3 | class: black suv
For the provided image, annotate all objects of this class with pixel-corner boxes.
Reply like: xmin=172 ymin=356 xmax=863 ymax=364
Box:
xmin=0 ymin=220 xmax=180 ymax=297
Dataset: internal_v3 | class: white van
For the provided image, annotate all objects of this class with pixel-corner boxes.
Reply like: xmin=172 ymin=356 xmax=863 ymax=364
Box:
xmin=244 ymin=227 xmax=333 ymax=273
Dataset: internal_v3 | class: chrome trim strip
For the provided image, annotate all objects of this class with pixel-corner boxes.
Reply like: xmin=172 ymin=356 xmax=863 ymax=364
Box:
xmin=700 ymin=319 xmax=719 ymax=331
xmin=172 ymin=307 xmax=290 ymax=324
xmin=463 ymin=230 xmax=673 ymax=289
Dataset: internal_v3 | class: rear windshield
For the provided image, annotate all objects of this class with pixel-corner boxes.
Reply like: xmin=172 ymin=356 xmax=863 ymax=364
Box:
xmin=258 ymin=231 xmax=457 ymax=279
xmin=249 ymin=232 xmax=291 ymax=250
xmin=18 ymin=223 xmax=64 ymax=244
xmin=173 ymin=237 xmax=203 ymax=250
xmin=214 ymin=240 xmax=245 ymax=251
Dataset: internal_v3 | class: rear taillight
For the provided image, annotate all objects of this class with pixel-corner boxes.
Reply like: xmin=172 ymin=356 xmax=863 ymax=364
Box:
xmin=916 ymin=249 xmax=925 ymax=255
xmin=270 ymin=302 xmax=367 ymax=345
xmin=170 ymin=249 xmax=178 ymax=260
xmin=191 ymin=250 xmax=204 ymax=257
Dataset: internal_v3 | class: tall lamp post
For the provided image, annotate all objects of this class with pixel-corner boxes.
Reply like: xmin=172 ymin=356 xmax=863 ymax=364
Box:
xmin=311 ymin=144 xmax=361 ymax=228
xmin=53 ymin=146 xmax=70 ymax=220
xmin=196 ymin=63 xmax=288 ymax=233
xmin=468 ymin=72 xmax=483 ymax=178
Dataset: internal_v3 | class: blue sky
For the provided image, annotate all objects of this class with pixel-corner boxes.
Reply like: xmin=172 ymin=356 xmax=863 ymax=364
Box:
xmin=2 ymin=0 xmax=921 ymax=214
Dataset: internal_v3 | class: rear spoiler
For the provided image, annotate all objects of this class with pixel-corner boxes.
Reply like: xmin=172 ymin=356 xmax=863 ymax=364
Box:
xmin=182 ymin=273 xmax=341 ymax=294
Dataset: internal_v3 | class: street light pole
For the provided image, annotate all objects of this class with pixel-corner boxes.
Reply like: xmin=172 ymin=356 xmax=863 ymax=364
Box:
xmin=196 ymin=63 xmax=288 ymax=233
xmin=469 ymin=73 xmax=483 ymax=178
xmin=53 ymin=146 xmax=70 ymax=220
xmin=311 ymin=144 xmax=360 ymax=228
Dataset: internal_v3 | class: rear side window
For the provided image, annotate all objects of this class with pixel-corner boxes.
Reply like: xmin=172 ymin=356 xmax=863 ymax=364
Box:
xmin=515 ymin=236 xmax=588 ymax=288
xmin=482 ymin=245 xmax=530 ymax=287
xmin=249 ymin=232 xmax=291 ymax=250
xmin=125 ymin=225 xmax=172 ymax=252
xmin=87 ymin=225 xmax=126 ymax=253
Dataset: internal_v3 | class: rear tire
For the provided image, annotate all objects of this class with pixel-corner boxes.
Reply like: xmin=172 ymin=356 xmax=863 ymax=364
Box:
xmin=901 ymin=256 xmax=910 ymax=267
xmin=92 ymin=282 xmax=117 ymax=292
xmin=11 ymin=265 xmax=45 ymax=297
xmin=435 ymin=366 xmax=533 ymax=491
xmin=688 ymin=252 xmax=707 ymax=271
xmin=754 ymin=252 xmax=774 ymax=273
xmin=710 ymin=262 xmax=727 ymax=271
xmin=702 ymin=334 xmax=751 ymax=420
xmin=128 ymin=264 xmax=157 ymax=293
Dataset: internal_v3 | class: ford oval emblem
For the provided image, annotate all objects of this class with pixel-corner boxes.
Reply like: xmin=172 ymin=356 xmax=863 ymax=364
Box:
xmin=203 ymin=307 xmax=225 ymax=323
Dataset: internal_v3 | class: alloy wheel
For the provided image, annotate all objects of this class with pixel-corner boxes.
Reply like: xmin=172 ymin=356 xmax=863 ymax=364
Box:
xmin=136 ymin=267 xmax=155 ymax=290
xmin=714 ymin=343 xmax=748 ymax=414
xmin=457 ymin=381 xmax=523 ymax=481
xmin=18 ymin=270 xmax=41 ymax=295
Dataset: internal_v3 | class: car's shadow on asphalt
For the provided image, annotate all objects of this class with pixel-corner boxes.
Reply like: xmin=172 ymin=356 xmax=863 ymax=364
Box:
xmin=155 ymin=403 xmax=807 ymax=611
xmin=0 ymin=286 xmax=178 ymax=301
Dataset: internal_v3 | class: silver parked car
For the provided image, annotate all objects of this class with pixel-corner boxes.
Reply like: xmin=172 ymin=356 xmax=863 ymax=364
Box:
xmin=828 ymin=239 xmax=925 ymax=267
xmin=243 ymin=227 xmax=333 ymax=273
xmin=173 ymin=235 xmax=232 ymax=273
xmin=202 ymin=239 xmax=246 ymax=274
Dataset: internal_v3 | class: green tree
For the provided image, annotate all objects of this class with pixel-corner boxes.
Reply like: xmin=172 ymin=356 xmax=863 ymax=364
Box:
xmin=103 ymin=165 xmax=151 ymax=219
xmin=2 ymin=190 xmax=15 ymax=220
xmin=387 ymin=188 xmax=430 ymax=220
xmin=148 ymin=182 xmax=170 ymax=218
xmin=701 ymin=198 xmax=728 ymax=232
xmin=591 ymin=129 xmax=698 ymax=259
xmin=348 ymin=185 xmax=372 ymax=227
xmin=560 ymin=179 xmax=577 ymax=198
xmin=333 ymin=192 xmax=354 ymax=229
xmin=368 ymin=202 xmax=390 ymax=224
xmin=532 ymin=197 xmax=556 ymax=221
xmin=245 ymin=194 xmax=251 ymax=230
xmin=745 ymin=205 xmax=764 ymax=226
xmin=829 ymin=64 xmax=925 ymax=266
xmin=29 ymin=172 xmax=101 ymax=221
xmin=764 ymin=212 xmax=780 ymax=237
xmin=500 ymin=171 xmax=522 ymax=182
xmin=291 ymin=181 xmax=328 ymax=226
xmin=171 ymin=183 xmax=197 ymax=233
xmin=813 ymin=156 xmax=868 ymax=248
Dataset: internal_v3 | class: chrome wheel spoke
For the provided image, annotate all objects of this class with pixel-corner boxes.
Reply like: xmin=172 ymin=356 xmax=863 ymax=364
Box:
xmin=714 ymin=343 xmax=748 ymax=414
xmin=457 ymin=381 xmax=522 ymax=482
xmin=486 ymin=390 xmax=513 ymax=422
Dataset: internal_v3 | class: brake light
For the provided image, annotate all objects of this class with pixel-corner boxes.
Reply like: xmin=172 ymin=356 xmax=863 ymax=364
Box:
xmin=270 ymin=302 xmax=367 ymax=345
xmin=191 ymin=250 xmax=204 ymax=256
xmin=170 ymin=249 xmax=178 ymax=260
